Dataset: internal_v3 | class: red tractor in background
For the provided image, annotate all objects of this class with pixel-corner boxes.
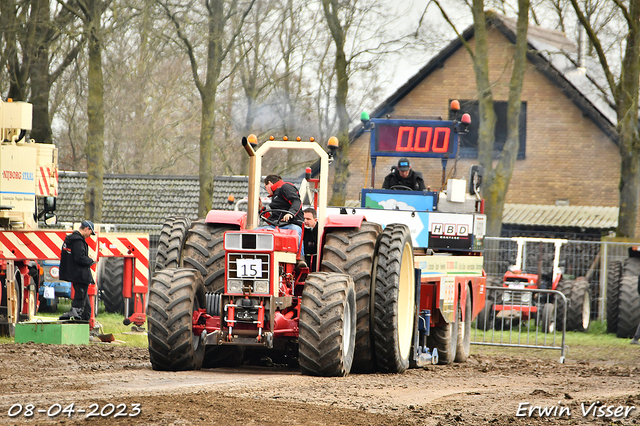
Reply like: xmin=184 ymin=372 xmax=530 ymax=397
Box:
xmin=147 ymin=102 xmax=487 ymax=375
xmin=477 ymin=237 xmax=591 ymax=333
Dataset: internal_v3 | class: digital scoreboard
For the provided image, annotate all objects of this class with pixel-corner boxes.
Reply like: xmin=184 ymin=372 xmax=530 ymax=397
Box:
xmin=370 ymin=119 xmax=459 ymax=159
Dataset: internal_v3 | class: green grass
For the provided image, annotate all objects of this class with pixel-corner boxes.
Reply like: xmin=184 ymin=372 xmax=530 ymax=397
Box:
xmin=1 ymin=298 xmax=149 ymax=348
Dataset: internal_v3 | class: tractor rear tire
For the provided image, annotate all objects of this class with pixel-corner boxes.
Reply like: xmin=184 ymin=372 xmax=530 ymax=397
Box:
xmin=299 ymin=272 xmax=356 ymax=377
xmin=147 ymin=269 xmax=205 ymax=371
xmin=155 ymin=216 xmax=191 ymax=272
xmin=475 ymin=299 xmax=494 ymax=331
xmin=182 ymin=220 xmax=236 ymax=292
xmin=554 ymin=278 xmax=570 ymax=331
xmin=320 ymin=221 xmax=381 ymax=373
xmin=372 ymin=224 xmax=415 ymax=373
xmin=617 ymin=273 xmax=640 ymax=339
xmin=606 ymin=260 xmax=622 ymax=334
xmin=454 ymin=288 xmax=472 ymax=362
xmin=98 ymin=258 xmax=132 ymax=314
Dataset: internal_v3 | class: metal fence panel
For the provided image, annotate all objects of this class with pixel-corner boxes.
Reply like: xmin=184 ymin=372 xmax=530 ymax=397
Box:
xmin=472 ymin=286 xmax=567 ymax=362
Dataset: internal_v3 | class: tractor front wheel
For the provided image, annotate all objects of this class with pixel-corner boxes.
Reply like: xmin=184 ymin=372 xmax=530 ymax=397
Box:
xmin=372 ymin=224 xmax=415 ymax=373
xmin=299 ymin=272 xmax=356 ymax=377
xmin=147 ymin=269 xmax=205 ymax=371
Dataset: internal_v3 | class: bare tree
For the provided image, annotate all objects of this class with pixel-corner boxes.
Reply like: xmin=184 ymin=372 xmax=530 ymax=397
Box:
xmin=321 ymin=0 xmax=401 ymax=205
xmin=432 ymin=0 xmax=531 ymax=236
xmin=57 ymin=0 xmax=114 ymax=221
xmin=569 ymin=0 xmax=640 ymax=237
xmin=158 ymin=0 xmax=256 ymax=216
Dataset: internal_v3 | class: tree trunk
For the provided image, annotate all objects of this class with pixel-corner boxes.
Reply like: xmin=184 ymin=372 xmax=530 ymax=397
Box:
xmin=482 ymin=0 xmax=529 ymax=237
xmin=198 ymin=91 xmax=216 ymax=217
xmin=84 ymin=7 xmax=105 ymax=222
xmin=614 ymin=0 xmax=640 ymax=237
xmin=29 ymin=0 xmax=52 ymax=144
xmin=323 ymin=0 xmax=350 ymax=206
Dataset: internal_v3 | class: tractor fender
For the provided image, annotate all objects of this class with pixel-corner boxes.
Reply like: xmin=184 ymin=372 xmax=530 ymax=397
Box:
xmin=325 ymin=213 xmax=366 ymax=228
xmin=205 ymin=210 xmax=246 ymax=229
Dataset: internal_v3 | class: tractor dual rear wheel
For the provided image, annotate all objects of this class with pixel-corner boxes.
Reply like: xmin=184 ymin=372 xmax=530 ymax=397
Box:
xmin=182 ymin=221 xmax=237 ymax=292
xmin=155 ymin=216 xmax=191 ymax=272
xmin=321 ymin=221 xmax=381 ymax=373
xmin=148 ymin=269 xmax=205 ymax=371
xmin=372 ymin=224 xmax=415 ymax=373
xmin=299 ymin=272 xmax=356 ymax=377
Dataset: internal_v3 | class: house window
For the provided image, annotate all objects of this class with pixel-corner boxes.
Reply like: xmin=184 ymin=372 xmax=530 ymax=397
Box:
xmin=450 ymin=100 xmax=527 ymax=159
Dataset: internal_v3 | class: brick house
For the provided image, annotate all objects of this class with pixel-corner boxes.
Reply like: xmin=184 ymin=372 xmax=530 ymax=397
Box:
xmin=338 ymin=13 xmax=624 ymax=238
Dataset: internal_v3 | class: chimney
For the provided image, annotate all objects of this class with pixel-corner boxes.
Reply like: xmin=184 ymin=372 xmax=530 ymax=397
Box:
xmin=577 ymin=25 xmax=587 ymax=71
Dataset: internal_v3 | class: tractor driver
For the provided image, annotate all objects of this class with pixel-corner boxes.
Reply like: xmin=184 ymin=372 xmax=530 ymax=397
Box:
xmin=258 ymin=174 xmax=305 ymax=265
xmin=382 ymin=157 xmax=426 ymax=191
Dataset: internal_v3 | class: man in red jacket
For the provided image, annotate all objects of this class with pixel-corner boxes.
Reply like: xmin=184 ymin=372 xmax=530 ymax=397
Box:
xmin=58 ymin=220 xmax=96 ymax=321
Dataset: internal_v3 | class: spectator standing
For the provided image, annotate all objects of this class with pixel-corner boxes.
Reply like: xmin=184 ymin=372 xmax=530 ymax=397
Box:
xmin=58 ymin=220 xmax=96 ymax=321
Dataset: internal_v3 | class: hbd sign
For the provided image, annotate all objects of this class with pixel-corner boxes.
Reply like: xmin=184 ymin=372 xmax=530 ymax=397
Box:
xmin=429 ymin=214 xmax=474 ymax=250
xmin=430 ymin=223 xmax=469 ymax=236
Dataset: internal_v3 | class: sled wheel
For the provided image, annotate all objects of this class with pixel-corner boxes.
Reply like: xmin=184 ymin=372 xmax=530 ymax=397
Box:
xmin=454 ymin=287 xmax=472 ymax=362
xmin=372 ymin=224 xmax=415 ymax=373
xmin=148 ymin=269 xmax=205 ymax=371
xmin=299 ymin=272 xmax=356 ymax=377
xmin=321 ymin=221 xmax=381 ymax=373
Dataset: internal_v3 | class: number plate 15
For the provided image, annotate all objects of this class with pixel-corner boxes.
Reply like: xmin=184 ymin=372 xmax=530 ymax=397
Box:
xmin=236 ymin=259 xmax=263 ymax=278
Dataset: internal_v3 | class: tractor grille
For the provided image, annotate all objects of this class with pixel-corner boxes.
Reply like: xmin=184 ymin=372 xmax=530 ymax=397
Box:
xmin=227 ymin=253 xmax=270 ymax=282
xmin=502 ymin=288 xmax=532 ymax=305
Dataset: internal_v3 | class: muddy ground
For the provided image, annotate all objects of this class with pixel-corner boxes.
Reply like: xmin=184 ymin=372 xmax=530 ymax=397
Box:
xmin=0 ymin=342 xmax=639 ymax=425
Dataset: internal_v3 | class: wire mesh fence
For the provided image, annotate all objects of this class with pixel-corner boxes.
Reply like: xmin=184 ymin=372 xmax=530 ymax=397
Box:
xmin=483 ymin=237 xmax=640 ymax=322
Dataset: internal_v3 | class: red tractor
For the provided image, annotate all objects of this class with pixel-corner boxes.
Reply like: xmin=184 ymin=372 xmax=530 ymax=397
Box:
xmin=148 ymin=107 xmax=486 ymax=375
xmin=478 ymin=238 xmax=591 ymax=333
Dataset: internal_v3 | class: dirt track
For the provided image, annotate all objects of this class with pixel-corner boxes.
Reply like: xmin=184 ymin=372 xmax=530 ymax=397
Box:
xmin=0 ymin=343 xmax=639 ymax=425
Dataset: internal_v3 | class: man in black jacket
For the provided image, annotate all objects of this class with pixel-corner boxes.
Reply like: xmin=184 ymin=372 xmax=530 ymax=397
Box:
xmin=259 ymin=174 xmax=304 ymax=260
xmin=382 ymin=157 xmax=426 ymax=191
xmin=58 ymin=220 xmax=96 ymax=321
xmin=303 ymin=208 xmax=318 ymax=272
